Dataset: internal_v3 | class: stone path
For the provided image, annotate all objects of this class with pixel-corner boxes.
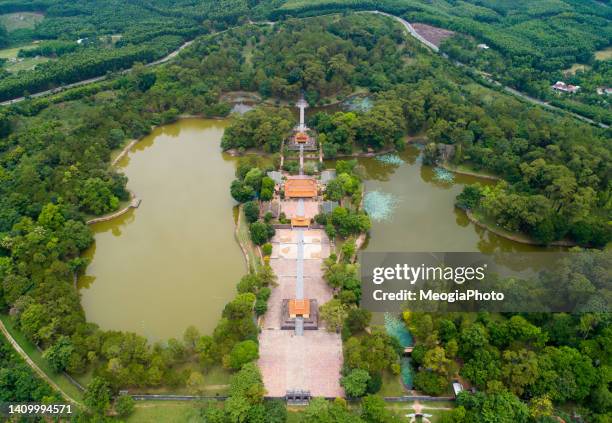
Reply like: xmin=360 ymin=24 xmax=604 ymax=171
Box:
xmin=258 ymin=229 xmax=343 ymax=398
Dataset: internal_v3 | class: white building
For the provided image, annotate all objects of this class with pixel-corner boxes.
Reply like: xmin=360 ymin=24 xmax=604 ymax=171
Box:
xmin=552 ymin=81 xmax=580 ymax=94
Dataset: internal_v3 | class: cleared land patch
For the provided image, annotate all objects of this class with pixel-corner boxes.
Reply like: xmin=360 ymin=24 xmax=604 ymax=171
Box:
xmin=595 ymin=46 xmax=612 ymax=61
xmin=0 ymin=12 xmax=44 ymax=31
xmin=0 ymin=43 xmax=51 ymax=73
xmin=411 ymin=23 xmax=454 ymax=48
xmin=563 ymin=63 xmax=591 ymax=75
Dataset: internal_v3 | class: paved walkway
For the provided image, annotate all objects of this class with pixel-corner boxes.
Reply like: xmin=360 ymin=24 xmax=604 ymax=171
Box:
xmin=0 ymin=319 xmax=79 ymax=404
xmin=258 ymin=229 xmax=343 ymax=397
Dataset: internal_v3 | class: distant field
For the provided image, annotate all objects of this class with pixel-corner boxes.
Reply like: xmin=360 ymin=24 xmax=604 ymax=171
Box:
xmin=5 ymin=56 xmax=49 ymax=72
xmin=595 ymin=47 xmax=612 ymax=61
xmin=280 ymin=0 xmax=369 ymax=10
xmin=0 ymin=44 xmax=35 ymax=59
xmin=0 ymin=43 xmax=51 ymax=72
xmin=0 ymin=12 xmax=44 ymax=31
xmin=127 ymin=401 xmax=200 ymax=422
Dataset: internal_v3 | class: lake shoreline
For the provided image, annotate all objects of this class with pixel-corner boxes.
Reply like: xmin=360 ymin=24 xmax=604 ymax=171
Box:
xmin=79 ymin=118 xmax=245 ymax=340
xmin=465 ymin=209 xmax=577 ymax=247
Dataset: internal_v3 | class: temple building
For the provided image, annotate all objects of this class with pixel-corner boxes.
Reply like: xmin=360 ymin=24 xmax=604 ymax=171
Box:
xmin=284 ymin=176 xmax=318 ymax=198
xmin=281 ymin=299 xmax=318 ymax=330
xmin=288 ymin=299 xmax=311 ymax=318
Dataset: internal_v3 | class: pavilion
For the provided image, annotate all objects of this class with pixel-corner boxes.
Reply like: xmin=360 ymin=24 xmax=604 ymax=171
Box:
xmin=284 ymin=177 xmax=317 ymax=198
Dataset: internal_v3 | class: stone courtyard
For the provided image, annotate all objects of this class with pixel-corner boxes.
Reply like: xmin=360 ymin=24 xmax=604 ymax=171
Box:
xmin=258 ymin=229 xmax=344 ymax=398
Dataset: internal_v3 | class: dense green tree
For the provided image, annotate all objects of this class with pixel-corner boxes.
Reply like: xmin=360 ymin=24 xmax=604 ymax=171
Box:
xmin=301 ymin=397 xmax=364 ymax=423
xmin=345 ymin=308 xmax=371 ymax=334
xmin=78 ymin=178 xmax=119 ymax=215
xmin=226 ymin=340 xmax=259 ymax=370
xmin=341 ymin=368 xmax=371 ymax=397
xmin=320 ymin=299 xmax=348 ymax=333
xmin=231 ymin=180 xmax=255 ymax=203
xmin=361 ymin=394 xmax=397 ymax=423
xmin=115 ymin=395 xmax=135 ymax=417
xmin=249 ymin=221 xmax=275 ymax=245
xmin=243 ymin=201 xmax=260 ymax=223
xmin=413 ymin=370 xmax=447 ymax=396
xmin=42 ymin=336 xmax=74 ymax=372
xmin=84 ymin=377 xmax=111 ymax=414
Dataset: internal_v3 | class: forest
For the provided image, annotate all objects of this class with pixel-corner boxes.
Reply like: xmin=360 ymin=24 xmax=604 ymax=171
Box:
xmin=404 ymin=251 xmax=611 ymax=422
xmin=0 ymin=0 xmax=609 ymax=120
xmin=0 ymin=8 xmax=609 ymax=421
xmin=259 ymin=0 xmax=612 ymax=124
xmin=0 ymin=0 xmax=259 ymax=101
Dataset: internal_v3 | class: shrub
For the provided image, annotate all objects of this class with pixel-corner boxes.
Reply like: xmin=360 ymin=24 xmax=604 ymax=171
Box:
xmin=231 ymin=180 xmax=255 ymax=203
xmin=264 ymin=212 xmax=273 ymax=223
xmin=262 ymin=243 xmax=273 ymax=256
xmin=227 ymin=340 xmax=259 ymax=370
xmin=366 ymin=373 xmax=383 ymax=394
xmin=254 ymin=299 xmax=268 ymax=316
xmin=115 ymin=395 xmax=135 ymax=417
xmin=244 ymin=201 xmax=260 ymax=223
xmin=341 ymin=368 xmax=371 ymax=397
xmin=250 ymin=222 xmax=275 ymax=245
xmin=256 ymin=287 xmax=271 ymax=302
xmin=414 ymin=370 xmax=447 ymax=395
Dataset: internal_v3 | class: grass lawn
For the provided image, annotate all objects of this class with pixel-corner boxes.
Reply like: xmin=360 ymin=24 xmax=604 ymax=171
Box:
xmin=0 ymin=314 xmax=84 ymax=402
xmin=5 ymin=55 xmax=49 ymax=72
xmin=386 ymin=400 xmax=455 ymax=422
xmin=379 ymin=370 xmax=408 ymax=397
xmin=287 ymin=409 xmax=304 ymax=423
xmin=0 ymin=12 xmax=44 ymax=31
xmin=236 ymin=205 xmax=262 ymax=272
xmin=0 ymin=42 xmax=50 ymax=73
xmin=440 ymin=162 xmax=499 ymax=181
xmin=128 ymin=364 xmax=232 ymax=396
xmin=0 ymin=45 xmax=27 ymax=59
xmin=127 ymin=400 xmax=202 ymax=423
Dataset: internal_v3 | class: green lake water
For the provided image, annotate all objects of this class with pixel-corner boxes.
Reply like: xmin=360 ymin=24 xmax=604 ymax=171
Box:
xmin=78 ymin=119 xmax=245 ymax=341
xmin=359 ymin=145 xmax=555 ymax=255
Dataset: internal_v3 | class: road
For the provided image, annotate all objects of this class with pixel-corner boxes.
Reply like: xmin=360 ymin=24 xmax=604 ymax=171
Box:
xmin=0 ymin=318 xmax=80 ymax=404
xmin=0 ymin=40 xmax=194 ymax=106
xmin=370 ymin=11 xmax=608 ymax=129
xmin=1 ymin=12 xmax=607 ymax=128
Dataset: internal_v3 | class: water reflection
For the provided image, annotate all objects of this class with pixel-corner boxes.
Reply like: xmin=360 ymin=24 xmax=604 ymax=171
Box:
xmin=353 ymin=146 xmax=559 ymax=261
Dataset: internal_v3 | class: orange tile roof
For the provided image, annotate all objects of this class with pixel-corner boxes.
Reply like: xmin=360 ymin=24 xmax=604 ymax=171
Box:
xmin=284 ymin=178 xmax=317 ymax=198
xmin=289 ymin=299 xmax=310 ymax=316
xmin=295 ymin=132 xmax=309 ymax=143
xmin=291 ymin=217 xmax=310 ymax=227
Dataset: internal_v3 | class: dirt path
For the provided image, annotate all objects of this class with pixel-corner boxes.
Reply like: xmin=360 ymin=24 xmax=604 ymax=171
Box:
xmin=0 ymin=319 xmax=80 ymax=404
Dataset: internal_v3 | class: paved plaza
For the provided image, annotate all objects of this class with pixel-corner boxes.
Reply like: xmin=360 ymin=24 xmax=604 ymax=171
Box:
xmin=258 ymin=229 xmax=343 ymax=398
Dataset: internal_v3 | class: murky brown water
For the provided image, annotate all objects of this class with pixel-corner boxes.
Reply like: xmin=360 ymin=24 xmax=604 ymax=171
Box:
xmin=78 ymin=119 xmax=244 ymax=341
xmin=78 ymin=119 xmax=556 ymax=342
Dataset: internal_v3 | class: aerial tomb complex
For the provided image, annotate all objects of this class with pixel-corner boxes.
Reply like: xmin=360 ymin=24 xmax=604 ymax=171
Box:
xmin=257 ymin=96 xmax=344 ymax=398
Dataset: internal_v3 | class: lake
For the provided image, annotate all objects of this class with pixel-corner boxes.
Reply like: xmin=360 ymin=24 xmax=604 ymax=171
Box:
xmin=78 ymin=119 xmax=245 ymax=341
